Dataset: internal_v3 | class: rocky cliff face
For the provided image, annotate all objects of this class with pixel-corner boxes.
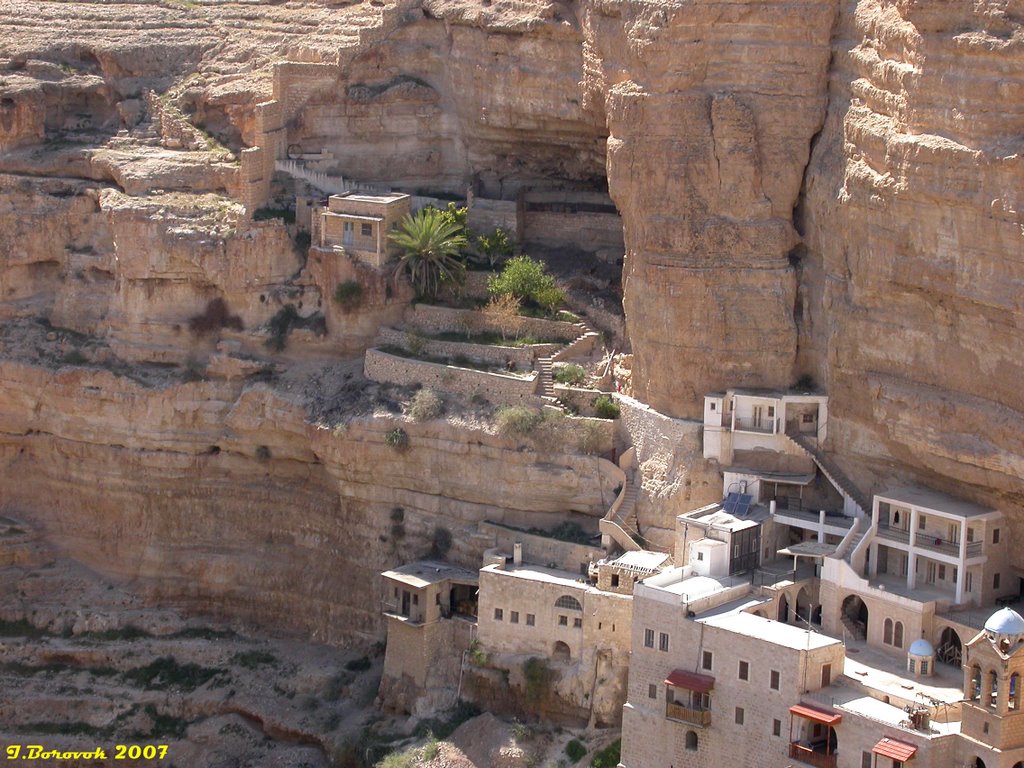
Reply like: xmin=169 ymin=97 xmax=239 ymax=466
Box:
xmin=796 ymin=0 xmax=1024 ymax=519
xmin=0 ymin=0 xmax=1021 ymax=639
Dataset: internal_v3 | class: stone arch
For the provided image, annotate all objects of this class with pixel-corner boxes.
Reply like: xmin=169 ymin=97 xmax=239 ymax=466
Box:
xmin=884 ymin=618 xmax=893 ymax=645
xmin=553 ymin=641 xmax=571 ymax=662
xmin=685 ymin=731 xmax=698 ymax=751
xmin=937 ymin=626 xmax=963 ymax=668
xmin=975 ymin=759 xmax=987 ymax=768
xmin=990 ymin=669 xmax=1000 ymax=709
xmin=1011 ymin=673 xmax=1020 ymax=711
xmin=969 ymin=665 xmax=982 ymax=700
xmin=893 ymin=621 xmax=904 ymax=648
xmin=841 ymin=595 xmax=869 ymax=640
xmin=555 ymin=595 xmax=582 ymax=611
xmin=796 ymin=587 xmax=811 ymax=623
xmin=778 ymin=593 xmax=790 ymax=623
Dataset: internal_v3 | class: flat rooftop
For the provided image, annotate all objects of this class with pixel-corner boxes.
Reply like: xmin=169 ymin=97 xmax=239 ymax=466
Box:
xmin=697 ymin=610 xmax=842 ymax=652
xmin=382 ymin=560 xmax=478 ymax=589
xmin=679 ymin=502 xmax=768 ymax=529
xmin=841 ymin=639 xmax=965 ymax=705
xmin=877 ymin=486 xmax=998 ymax=519
xmin=330 ymin=192 xmax=409 ymax=204
xmin=481 ymin=563 xmax=588 ymax=590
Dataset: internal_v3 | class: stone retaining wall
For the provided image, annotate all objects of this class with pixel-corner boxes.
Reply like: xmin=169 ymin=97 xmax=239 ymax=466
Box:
xmin=479 ymin=521 xmax=606 ymax=573
xmin=364 ymin=348 xmax=540 ymax=405
xmin=406 ymin=304 xmax=579 ymax=343
xmin=378 ymin=327 xmax=560 ymax=369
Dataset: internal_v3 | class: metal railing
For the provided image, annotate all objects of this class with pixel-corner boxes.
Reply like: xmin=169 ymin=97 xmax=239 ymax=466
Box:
xmin=666 ymin=701 xmax=712 ymax=727
xmin=789 ymin=744 xmax=837 ymax=768
xmin=876 ymin=524 xmax=911 ymax=544
xmin=733 ymin=416 xmax=779 ymax=434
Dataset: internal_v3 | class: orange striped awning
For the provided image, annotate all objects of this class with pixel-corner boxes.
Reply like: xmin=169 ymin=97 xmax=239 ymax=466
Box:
xmin=872 ymin=738 xmax=917 ymax=761
xmin=789 ymin=704 xmax=842 ymax=726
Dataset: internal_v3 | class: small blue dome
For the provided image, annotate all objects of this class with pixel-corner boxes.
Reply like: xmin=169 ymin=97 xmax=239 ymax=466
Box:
xmin=984 ymin=607 xmax=1024 ymax=636
xmin=908 ymin=639 xmax=934 ymax=656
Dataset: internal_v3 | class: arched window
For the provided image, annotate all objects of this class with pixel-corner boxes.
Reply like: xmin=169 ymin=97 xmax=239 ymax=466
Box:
xmin=971 ymin=666 xmax=982 ymax=700
xmin=893 ymin=622 xmax=904 ymax=648
xmin=990 ymin=670 xmax=1000 ymax=709
xmin=553 ymin=641 xmax=571 ymax=662
xmin=555 ymin=595 xmax=582 ymax=611
xmin=1010 ymin=673 xmax=1020 ymax=711
xmin=883 ymin=618 xmax=893 ymax=645
xmin=685 ymin=731 xmax=698 ymax=751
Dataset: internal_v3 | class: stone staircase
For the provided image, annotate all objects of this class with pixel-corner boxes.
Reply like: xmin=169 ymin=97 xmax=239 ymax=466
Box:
xmin=840 ymin=612 xmax=866 ymax=641
xmin=600 ymin=477 xmax=642 ymax=553
xmin=785 ymin=428 xmax=871 ymax=516
xmin=535 ymin=321 xmax=601 ymax=406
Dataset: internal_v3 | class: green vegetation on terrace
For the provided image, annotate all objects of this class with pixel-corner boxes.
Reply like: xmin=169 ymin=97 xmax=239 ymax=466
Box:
xmin=378 ymin=345 xmax=532 ymax=377
xmin=484 ymin=519 xmax=596 ymax=546
xmin=417 ymin=329 xmax=561 ymax=347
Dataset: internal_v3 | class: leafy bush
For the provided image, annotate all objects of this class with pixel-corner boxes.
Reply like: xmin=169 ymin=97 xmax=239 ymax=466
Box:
xmin=334 ymin=280 xmax=364 ymax=312
xmin=522 ymin=657 xmax=555 ymax=706
xmin=252 ymin=206 xmax=296 ymax=223
xmin=593 ymin=395 xmax=620 ymax=420
xmin=266 ymin=304 xmax=298 ymax=350
xmin=488 ymin=256 xmax=564 ymax=311
xmin=589 ymin=741 xmax=620 ymax=768
xmin=565 ymin=739 xmax=587 ymax=763
xmin=409 ymin=388 xmax=443 ymax=421
xmin=554 ymin=363 xmax=586 ymax=386
xmin=62 ymin=349 xmax=88 ymax=365
xmin=422 ymin=734 xmax=440 ymax=761
xmin=495 ymin=405 xmax=544 ymax=436
xmin=384 ymin=427 xmax=409 ymax=450
xmin=475 ymin=227 xmax=514 ymax=268
xmin=189 ymin=297 xmax=244 ymax=337
xmin=122 ymin=657 xmax=223 ymax=691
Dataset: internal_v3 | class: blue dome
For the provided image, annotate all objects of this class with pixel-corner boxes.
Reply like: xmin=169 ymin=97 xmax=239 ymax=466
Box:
xmin=908 ymin=639 xmax=934 ymax=656
xmin=984 ymin=607 xmax=1024 ymax=636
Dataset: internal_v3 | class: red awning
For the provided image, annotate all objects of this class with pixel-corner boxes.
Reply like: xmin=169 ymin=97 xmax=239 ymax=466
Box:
xmin=872 ymin=738 xmax=917 ymax=761
xmin=664 ymin=669 xmax=715 ymax=692
xmin=789 ymin=704 xmax=842 ymax=726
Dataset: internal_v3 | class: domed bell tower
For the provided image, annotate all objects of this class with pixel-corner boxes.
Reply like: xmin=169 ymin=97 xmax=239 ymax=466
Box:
xmin=961 ymin=608 xmax=1024 ymax=766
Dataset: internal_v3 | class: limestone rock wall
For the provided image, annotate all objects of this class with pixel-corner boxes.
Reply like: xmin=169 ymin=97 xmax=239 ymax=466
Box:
xmin=797 ymin=0 xmax=1024 ymax=519
xmin=0 ymin=361 xmax=615 ymax=644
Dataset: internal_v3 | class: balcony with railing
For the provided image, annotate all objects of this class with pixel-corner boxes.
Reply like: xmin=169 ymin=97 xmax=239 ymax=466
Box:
xmin=733 ymin=416 xmax=780 ymax=435
xmin=875 ymin=525 xmax=985 ymax=559
xmin=875 ymin=524 xmax=910 ymax=544
xmin=665 ymin=701 xmax=712 ymax=727
xmin=789 ymin=743 xmax=837 ymax=768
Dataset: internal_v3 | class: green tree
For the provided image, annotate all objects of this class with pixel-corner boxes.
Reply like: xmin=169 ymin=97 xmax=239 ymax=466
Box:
xmin=488 ymin=255 xmax=564 ymax=311
xmin=389 ymin=208 xmax=469 ymax=299
xmin=475 ymin=227 xmax=514 ymax=269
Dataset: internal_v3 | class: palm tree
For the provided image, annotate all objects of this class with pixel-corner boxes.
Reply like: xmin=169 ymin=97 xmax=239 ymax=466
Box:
xmin=389 ymin=208 xmax=469 ymax=299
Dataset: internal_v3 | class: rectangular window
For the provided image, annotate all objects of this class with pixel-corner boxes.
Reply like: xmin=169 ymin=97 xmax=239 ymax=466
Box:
xmin=770 ymin=669 xmax=780 ymax=690
xmin=995 ymin=573 xmax=1002 ymax=590
xmin=510 ymin=611 xmax=519 ymax=624
xmin=968 ymin=527 xmax=975 ymax=542
xmin=710 ymin=402 xmax=716 ymax=411
xmin=697 ymin=552 xmax=704 ymax=561
xmin=573 ymin=617 xmax=583 ymax=629
xmin=994 ymin=528 xmax=1001 ymax=544
xmin=772 ymin=719 xmax=781 ymax=737
xmin=861 ymin=752 xmax=873 ymax=768
xmin=412 ymin=594 xmax=418 ymax=605
xmin=735 ymin=707 xmax=744 ymax=725
xmin=644 ymin=628 xmax=655 ymax=648
xmin=611 ymin=574 xmax=620 ymax=588
xmin=648 ymin=683 xmax=657 ymax=699
xmin=494 ymin=608 xmax=503 ymax=621
xmin=361 ymin=223 xmax=372 ymax=237
xmin=738 ymin=660 xmax=749 ymax=681
xmin=702 ymin=651 xmax=713 ymax=671
xmin=821 ymin=663 xmax=832 ymax=687
xmin=938 ymin=565 xmax=946 ymax=581
xmin=919 ymin=514 xmax=927 ymax=530
xmin=559 ymin=615 xmax=568 ymax=626
xmin=526 ymin=613 xmax=535 ymax=626
xmin=659 ymin=632 xmax=669 ymax=652
xmin=967 ymin=571 xmax=974 ymax=592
